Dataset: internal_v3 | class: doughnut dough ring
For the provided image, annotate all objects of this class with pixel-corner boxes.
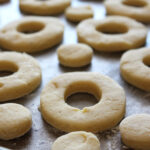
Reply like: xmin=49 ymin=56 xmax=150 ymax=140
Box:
xmin=0 ymin=51 xmax=41 ymax=102
xmin=0 ymin=16 xmax=64 ymax=53
xmin=0 ymin=103 xmax=32 ymax=140
xmin=57 ymin=44 xmax=93 ymax=67
xmin=52 ymin=131 xmax=100 ymax=150
xmin=120 ymin=114 xmax=150 ymax=150
xmin=65 ymin=6 xmax=94 ymax=22
xmin=77 ymin=16 xmax=147 ymax=52
xmin=105 ymin=0 xmax=150 ymax=23
xmin=120 ymin=47 xmax=150 ymax=92
xmin=40 ymin=72 xmax=126 ymax=133
xmin=19 ymin=0 xmax=71 ymax=16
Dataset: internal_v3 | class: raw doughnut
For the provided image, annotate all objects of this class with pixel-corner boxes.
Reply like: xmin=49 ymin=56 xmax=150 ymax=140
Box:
xmin=19 ymin=0 xmax=71 ymax=16
xmin=0 ymin=16 xmax=64 ymax=53
xmin=105 ymin=0 xmax=150 ymax=23
xmin=40 ymin=72 xmax=126 ymax=133
xmin=65 ymin=6 xmax=94 ymax=22
xmin=0 ymin=103 xmax=32 ymax=140
xmin=0 ymin=51 xmax=41 ymax=102
xmin=52 ymin=131 xmax=100 ymax=150
xmin=120 ymin=47 xmax=150 ymax=92
xmin=77 ymin=16 xmax=147 ymax=52
xmin=57 ymin=44 xmax=93 ymax=67
xmin=120 ymin=114 xmax=150 ymax=150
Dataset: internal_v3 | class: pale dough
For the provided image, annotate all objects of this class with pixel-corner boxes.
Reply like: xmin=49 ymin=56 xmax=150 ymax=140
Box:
xmin=19 ymin=0 xmax=71 ymax=15
xmin=0 ymin=16 xmax=64 ymax=53
xmin=57 ymin=44 xmax=93 ymax=67
xmin=105 ymin=0 xmax=150 ymax=23
xmin=77 ymin=16 xmax=147 ymax=52
xmin=40 ymin=72 xmax=126 ymax=133
xmin=52 ymin=131 xmax=100 ymax=150
xmin=120 ymin=47 xmax=150 ymax=92
xmin=120 ymin=114 xmax=150 ymax=150
xmin=0 ymin=51 xmax=41 ymax=102
xmin=0 ymin=103 xmax=32 ymax=140
xmin=65 ymin=6 xmax=93 ymax=22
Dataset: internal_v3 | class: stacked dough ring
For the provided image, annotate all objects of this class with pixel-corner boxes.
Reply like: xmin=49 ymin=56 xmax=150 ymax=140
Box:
xmin=57 ymin=44 xmax=93 ymax=67
xmin=0 ymin=16 xmax=64 ymax=53
xmin=105 ymin=0 xmax=150 ymax=23
xmin=0 ymin=103 xmax=32 ymax=140
xmin=19 ymin=0 xmax=71 ymax=15
xmin=120 ymin=114 xmax=150 ymax=150
xmin=77 ymin=16 xmax=147 ymax=52
xmin=65 ymin=6 xmax=94 ymax=22
xmin=120 ymin=47 xmax=150 ymax=92
xmin=40 ymin=72 xmax=126 ymax=133
xmin=52 ymin=131 xmax=101 ymax=150
xmin=0 ymin=52 xmax=41 ymax=102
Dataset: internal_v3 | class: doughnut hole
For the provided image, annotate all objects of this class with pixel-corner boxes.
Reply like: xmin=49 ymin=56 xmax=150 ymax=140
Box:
xmin=97 ymin=22 xmax=128 ymax=35
xmin=122 ymin=0 xmax=147 ymax=8
xmin=143 ymin=56 xmax=150 ymax=67
xmin=17 ymin=21 xmax=45 ymax=34
xmin=0 ymin=61 xmax=18 ymax=77
xmin=65 ymin=81 xmax=101 ymax=110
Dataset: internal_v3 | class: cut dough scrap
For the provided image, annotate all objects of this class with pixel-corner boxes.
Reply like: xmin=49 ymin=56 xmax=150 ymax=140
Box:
xmin=0 ymin=103 xmax=32 ymax=140
xmin=0 ymin=16 xmax=64 ymax=53
xmin=52 ymin=131 xmax=101 ymax=150
xmin=120 ymin=114 xmax=150 ymax=150
xmin=19 ymin=0 xmax=71 ymax=15
xmin=105 ymin=0 xmax=150 ymax=23
xmin=120 ymin=47 xmax=150 ymax=92
xmin=57 ymin=43 xmax=93 ymax=67
xmin=65 ymin=6 xmax=94 ymax=22
xmin=40 ymin=72 xmax=126 ymax=133
xmin=77 ymin=16 xmax=147 ymax=52
xmin=0 ymin=51 xmax=41 ymax=102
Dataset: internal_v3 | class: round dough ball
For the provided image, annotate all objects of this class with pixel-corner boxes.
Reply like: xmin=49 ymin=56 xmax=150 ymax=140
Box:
xmin=0 ymin=103 xmax=32 ymax=140
xmin=52 ymin=131 xmax=100 ymax=150
xmin=57 ymin=44 xmax=93 ymax=67
xmin=65 ymin=6 xmax=94 ymax=22
xmin=120 ymin=114 xmax=150 ymax=150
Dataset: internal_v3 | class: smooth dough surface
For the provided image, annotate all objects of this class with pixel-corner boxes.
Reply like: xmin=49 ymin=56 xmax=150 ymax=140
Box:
xmin=105 ymin=0 xmax=150 ymax=23
xmin=40 ymin=72 xmax=126 ymax=133
xmin=57 ymin=44 xmax=93 ymax=67
xmin=52 ymin=131 xmax=100 ymax=150
xmin=65 ymin=6 xmax=93 ymax=22
xmin=19 ymin=0 xmax=71 ymax=15
xmin=0 ymin=16 xmax=64 ymax=53
xmin=120 ymin=114 xmax=150 ymax=150
xmin=77 ymin=16 xmax=147 ymax=52
xmin=120 ymin=47 xmax=150 ymax=92
xmin=0 ymin=51 xmax=41 ymax=102
xmin=0 ymin=103 xmax=32 ymax=140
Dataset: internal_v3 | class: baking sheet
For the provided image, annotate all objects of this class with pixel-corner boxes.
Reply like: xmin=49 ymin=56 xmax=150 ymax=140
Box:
xmin=0 ymin=0 xmax=150 ymax=150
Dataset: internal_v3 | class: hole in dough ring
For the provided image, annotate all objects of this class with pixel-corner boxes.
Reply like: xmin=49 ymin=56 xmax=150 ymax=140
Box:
xmin=0 ymin=103 xmax=32 ymax=140
xmin=105 ymin=0 xmax=150 ymax=23
xmin=40 ymin=72 xmax=126 ymax=133
xmin=77 ymin=16 xmax=147 ymax=52
xmin=52 ymin=131 xmax=101 ymax=150
xmin=65 ymin=6 xmax=94 ymax=23
xmin=0 ymin=17 xmax=64 ymax=53
xmin=120 ymin=114 xmax=150 ymax=150
xmin=120 ymin=47 xmax=150 ymax=92
xmin=0 ymin=52 xmax=41 ymax=102
xmin=19 ymin=0 xmax=71 ymax=15
xmin=57 ymin=44 xmax=93 ymax=67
